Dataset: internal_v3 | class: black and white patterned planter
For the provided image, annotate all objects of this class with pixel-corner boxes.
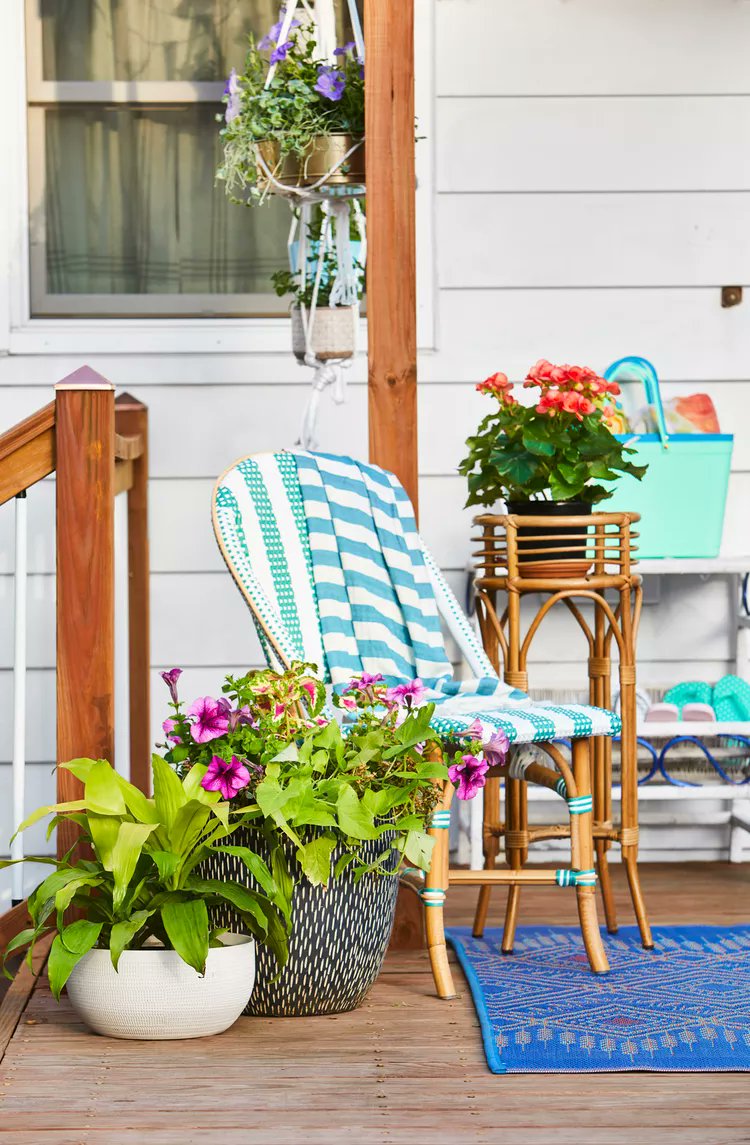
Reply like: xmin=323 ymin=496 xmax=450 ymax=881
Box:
xmin=202 ymin=831 xmax=400 ymax=1017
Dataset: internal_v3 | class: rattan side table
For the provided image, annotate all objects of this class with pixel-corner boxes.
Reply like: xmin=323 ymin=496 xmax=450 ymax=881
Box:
xmin=472 ymin=509 xmax=654 ymax=952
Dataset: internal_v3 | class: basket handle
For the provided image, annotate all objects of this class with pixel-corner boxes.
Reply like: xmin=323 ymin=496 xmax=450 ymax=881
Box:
xmin=603 ymin=356 xmax=669 ymax=450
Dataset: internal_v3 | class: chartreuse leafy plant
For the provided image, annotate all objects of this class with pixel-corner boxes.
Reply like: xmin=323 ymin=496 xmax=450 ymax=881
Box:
xmin=158 ymin=664 xmax=452 ymax=887
xmin=460 ymin=360 xmax=648 ymax=508
xmin=0 ymin=757 xmax=290 ymax=1000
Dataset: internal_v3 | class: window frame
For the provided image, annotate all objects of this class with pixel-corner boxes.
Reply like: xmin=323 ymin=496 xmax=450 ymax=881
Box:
xmin=1 ymin=0 xmax=436 ymax=355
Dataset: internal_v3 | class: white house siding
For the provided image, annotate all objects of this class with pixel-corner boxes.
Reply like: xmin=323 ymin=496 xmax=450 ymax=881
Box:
xmin=1 ymin=0 xmax=750 ymax=897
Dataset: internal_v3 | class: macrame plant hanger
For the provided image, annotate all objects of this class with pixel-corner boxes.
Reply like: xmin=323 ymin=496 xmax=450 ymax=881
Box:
xmin=261 ymin=0 xmax=366 ymax=450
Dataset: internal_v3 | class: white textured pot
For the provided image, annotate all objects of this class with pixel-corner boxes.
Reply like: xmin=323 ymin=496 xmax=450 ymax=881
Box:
xmin=65 ymin=934 xmax=255 ymax=1041
xmin=291 ymin=304 xmax=357 ymax=362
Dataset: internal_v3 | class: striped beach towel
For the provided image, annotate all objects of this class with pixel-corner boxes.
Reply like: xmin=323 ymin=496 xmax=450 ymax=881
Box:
xmin=294 ymin=451 xmax=528 ymax=709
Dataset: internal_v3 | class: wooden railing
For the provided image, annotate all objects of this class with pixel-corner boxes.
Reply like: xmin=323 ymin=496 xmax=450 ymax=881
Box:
xmin=0 ymin=366 xmax=149 ymax=949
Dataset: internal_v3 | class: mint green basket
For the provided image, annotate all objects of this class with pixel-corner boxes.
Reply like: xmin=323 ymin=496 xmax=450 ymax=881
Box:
xmin=601 ymin=358 xmax=734 ymax=559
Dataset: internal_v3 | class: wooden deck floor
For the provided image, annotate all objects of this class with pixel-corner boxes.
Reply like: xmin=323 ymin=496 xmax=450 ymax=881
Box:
xmin=1 ymin=863 xmax=749 ymax=1144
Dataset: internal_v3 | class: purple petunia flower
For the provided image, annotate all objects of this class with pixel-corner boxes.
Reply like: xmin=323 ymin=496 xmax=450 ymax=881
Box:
xmin=333 ymin=41 xmax=356 ymax=56
xmin=385 ymin=678 xmax=427 ymax=709
xmin=270 ymin=40 xmax=293 ymax=64
xmin=187 ymin=697 xmax=231 ymax=743
xmin=223 ymin=68 xmax=241 ymax=123
xmin=201 ymin=755 xmax=251 ymax=800
xmin=315 ymin=66 xmax=346 ymax=102
xmin=483 ymin=728 xmax=510 ymax=769
xmin=448 ymin=754 xmax=490 ymax=801
xmin=160 ymin=668 xmax=183 ymax=705
xmin=260 ymin=11 xmax=301 ymax=50
xmin=454 ymin=717 xmax=484 ymax=741
xmin=162 ymin=718 xmax=181 ymax=744
xmin=344 ymin=672 xmax=385 ymax=694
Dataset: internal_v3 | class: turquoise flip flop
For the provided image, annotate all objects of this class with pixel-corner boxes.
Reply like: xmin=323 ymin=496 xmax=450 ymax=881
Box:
xmin=663 ymin=681 xmax=714 ymax=714
xmin=713 ymin=675 xmax=750 ymax=722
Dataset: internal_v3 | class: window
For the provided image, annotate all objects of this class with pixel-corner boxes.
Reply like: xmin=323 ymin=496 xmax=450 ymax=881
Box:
xmin=25 ymin=0 xmax=294 ymax=317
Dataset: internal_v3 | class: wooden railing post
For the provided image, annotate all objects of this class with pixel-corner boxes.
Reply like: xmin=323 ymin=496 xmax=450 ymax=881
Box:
xmin=115 ymin=394 xmax=151 ymax=795
xmin=55 ymin=368 xmax=116 ymax=859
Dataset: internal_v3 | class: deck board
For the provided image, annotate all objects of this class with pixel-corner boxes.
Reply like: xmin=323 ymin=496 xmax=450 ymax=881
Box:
xmin=1 ymin=864 xmax=749 ymax=1143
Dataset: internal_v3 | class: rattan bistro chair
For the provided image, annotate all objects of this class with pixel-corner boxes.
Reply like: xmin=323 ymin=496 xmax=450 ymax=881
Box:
xmin=211 ymin=451 xmax=623 ymax=996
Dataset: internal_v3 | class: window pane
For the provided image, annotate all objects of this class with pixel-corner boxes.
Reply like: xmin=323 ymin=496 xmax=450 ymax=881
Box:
xmin=40 ymin=0 xmax=277 ymax=82
xmin=44 ymin=106 xmax=289 ymax=297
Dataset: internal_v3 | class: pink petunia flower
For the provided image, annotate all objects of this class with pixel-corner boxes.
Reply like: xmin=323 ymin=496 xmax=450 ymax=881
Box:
xmin=200 ymin=755 xmax=251 ymax=800
xmin=162 ymin=718 xmax=181 ymax=744
xmin=187 ymin=697 xmax=230 ymax=743
xmin=160 ymin=668 xmax=183 ymax=705
xmin=455 ymin=717 xmax=484 ymax=741
xmin=483 ymin=728 xmax=510 ymax=769
xmin=448 ymin=754 xmax=490 ymax=800
xmin=385 ymin=678 xmax=427 ymax=709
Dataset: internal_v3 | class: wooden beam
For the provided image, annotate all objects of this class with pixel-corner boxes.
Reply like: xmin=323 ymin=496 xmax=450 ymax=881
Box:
xmin=0 ymin=901 xmax=30 ymax=954
xmin=115 ymin=394 xmax=151 ymax=795
xmin=364 ymin=0 xmax=418 ymax=515
xmin=55 ymin=369 xmax=116 ymax=858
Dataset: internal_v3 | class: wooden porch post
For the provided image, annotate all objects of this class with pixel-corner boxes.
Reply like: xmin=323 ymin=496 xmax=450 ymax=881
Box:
xmin=55 ymin=368 xmax=116 ymax=858
xmin=364 ymin=0 xmax=418 ymax=515
xmin=115 ymin=394 xmax=151 ymax=795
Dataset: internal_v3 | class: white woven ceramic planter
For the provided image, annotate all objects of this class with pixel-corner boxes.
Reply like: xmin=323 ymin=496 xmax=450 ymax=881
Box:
xmin=65 ymin=934 xmax=255 ymax=1041
xmin=291 ymin=304 xmax=357 ymax=363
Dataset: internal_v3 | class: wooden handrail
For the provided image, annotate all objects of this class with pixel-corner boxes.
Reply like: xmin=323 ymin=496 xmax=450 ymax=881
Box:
xmin=0 ymin=403 xmax=56 ymax=508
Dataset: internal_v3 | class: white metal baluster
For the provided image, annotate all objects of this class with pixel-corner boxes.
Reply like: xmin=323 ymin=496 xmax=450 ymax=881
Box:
xmin=11 ymin=492 xmax=27 ymax=905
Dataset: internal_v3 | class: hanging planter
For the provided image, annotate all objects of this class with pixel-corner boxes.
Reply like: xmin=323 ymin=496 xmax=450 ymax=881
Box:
xmin=291 ymin=303 xmax=358 ymax=362
xmin=217 ymin=1 xmax=365 ymax=205
xmin=257 ymin=134 xmax=366 ymax=191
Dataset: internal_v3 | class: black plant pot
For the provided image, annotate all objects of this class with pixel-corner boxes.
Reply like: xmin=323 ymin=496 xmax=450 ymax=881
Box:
xmin=506 ymin=499 xmax=592 ymax=577
xmin=202 ymin=830 xmax=400 ymax=1017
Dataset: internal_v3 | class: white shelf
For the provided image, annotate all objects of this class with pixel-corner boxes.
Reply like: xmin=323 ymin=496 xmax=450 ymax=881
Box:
xmin=635 ymin=720 xmax=750 ymax=739
xmin=635 ymin=557 xmax=750 ymax=575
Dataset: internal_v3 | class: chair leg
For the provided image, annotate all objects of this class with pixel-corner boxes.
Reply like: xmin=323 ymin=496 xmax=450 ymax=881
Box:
xmin=473 ymin=778 xmax=500 ymax=938
xmin=571 ymin=739 xmax=610 ymax=974
xmin=595 ymin=839 xmax=618 ymax=935
xmin=425 ymin=782 xmax=457 ymax=999
xmin=624 ymin=850 xmax=654 ymax=950
xmin=501 ymin=776 xmax=524 ymax=954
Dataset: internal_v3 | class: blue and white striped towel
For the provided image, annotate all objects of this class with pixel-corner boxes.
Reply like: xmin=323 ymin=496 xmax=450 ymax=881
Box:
xmin=293 ymin=451 xmax=529 ymax=710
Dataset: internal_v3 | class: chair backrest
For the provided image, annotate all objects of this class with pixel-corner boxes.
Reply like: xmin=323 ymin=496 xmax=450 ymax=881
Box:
xmin=212 ymin=450 xmax=498 ymax=683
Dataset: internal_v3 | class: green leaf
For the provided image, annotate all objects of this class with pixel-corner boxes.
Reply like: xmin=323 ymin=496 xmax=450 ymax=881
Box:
xmin=149 ymin=850 xmax=181 ymax=882
xmin=115 ymin=775 xmax=159 ymax=824
xmin=160 ymin=899 xmax=209 ymax=975
xmin=48 ymin=921 xmax=102 ymax=1001
xmin=296 ymin=835 xmax=336 ymax=887
xmin=186 ymin=877 xmax=269 ymax=934
xmin=168 ymin=800 xmax=211 ymax=857
xmin=271 ymin=846 xmax=294 ymax=925
xmin=151 ymin=755 xmax=187 ymax=829
xmin=403 ymin=830 xmax=435 ymax=871
xmin=11 ymin=800 xmax=88 ymax=842
xmin=84 ymin=759 xmax=127 ymax=815
xmin=54 ymin=875 xmax=101 ymax=924
xmin=336 ymin=786 xmax=376 ymax=840
xmin=87 ymin=814 xmax=123 ymax=870
xmin=58 ymin=758 xmax=99 ymax=783
xmin=111 ymin=822 xmax=158 ymax=910
xmin=255 ymin=777 xmax=288 ymax=818
xmin=28 ymin=867 xmax=93 ymax=927
xmin=208 ymin=846 xmax=277 ymax=898
xmin=110 ymin=910 xmax=153 ymax=970
xmin=1 ymin=928 xmax=39 ymax=975
xmin=522 ymin=431 xmax=556 ymax=458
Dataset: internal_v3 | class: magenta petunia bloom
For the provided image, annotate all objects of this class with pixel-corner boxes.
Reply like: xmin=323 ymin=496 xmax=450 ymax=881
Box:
xmin=448 ymin=754 xmax=490 ymax=800
xmin=200 ymin=755 xmax=251 ymax=800
xmin=483 ymin=728 xmax=510 ymax=769
xmin=187 ymin=697 xmax=230 ymax=743
xmin=345 ymin=673 xmax=385 ymax=692
xmin=385 ymin=678 xmax=427 ymax=709
xmin=455 ymin=717 xmax=483 ymax=741
xmin=160 ymin=668 xmax=183 ymax=705
xmin=162 ymin=718 xmax=181 ymax=744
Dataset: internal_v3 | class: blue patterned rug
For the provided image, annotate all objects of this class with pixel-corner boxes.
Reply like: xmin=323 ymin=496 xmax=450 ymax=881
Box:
xmin=446 ymin=925 xmax=750 ymax=1074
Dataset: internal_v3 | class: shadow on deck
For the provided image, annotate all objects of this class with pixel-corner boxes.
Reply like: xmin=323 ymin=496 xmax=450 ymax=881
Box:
xmin=1 ymin=864 xmax=749 ymax=1144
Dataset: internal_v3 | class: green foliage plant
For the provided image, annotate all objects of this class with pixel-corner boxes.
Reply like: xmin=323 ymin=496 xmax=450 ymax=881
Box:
xmin=1 ymin=756 xmax=290 ymax=1000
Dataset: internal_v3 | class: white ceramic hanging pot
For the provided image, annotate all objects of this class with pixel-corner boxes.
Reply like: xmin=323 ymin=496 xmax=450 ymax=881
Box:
xmin=65 ymin=934 xmax=255 ymax=1041
xmin=291 ymin=304 xmax=357 ymax=362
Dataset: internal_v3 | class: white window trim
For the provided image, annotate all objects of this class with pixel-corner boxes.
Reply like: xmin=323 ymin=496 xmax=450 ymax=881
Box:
xmin=1 ymin=0 xmax=436 ymax=356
